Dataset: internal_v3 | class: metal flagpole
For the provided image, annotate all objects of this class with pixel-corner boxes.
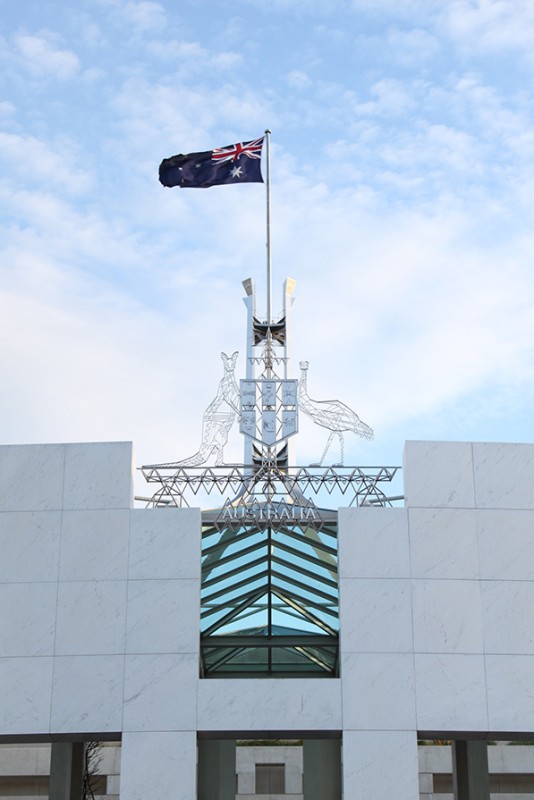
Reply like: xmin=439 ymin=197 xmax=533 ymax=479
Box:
xmin=265 ymin=129 xmax=272 ymax=324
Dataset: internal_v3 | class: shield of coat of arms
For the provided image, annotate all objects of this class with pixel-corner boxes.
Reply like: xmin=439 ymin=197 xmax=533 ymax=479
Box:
xmin=240 ymin=379 xmax=298 ymax=446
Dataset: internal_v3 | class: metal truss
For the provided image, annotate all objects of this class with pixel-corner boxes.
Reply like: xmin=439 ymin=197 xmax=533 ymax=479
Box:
xmin=140 ymin=464 xmax=401 ymax=527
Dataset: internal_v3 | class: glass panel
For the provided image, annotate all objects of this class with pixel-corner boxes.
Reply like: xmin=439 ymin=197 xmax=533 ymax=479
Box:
xmin=200 ymin=517 xmax=339 ymax=677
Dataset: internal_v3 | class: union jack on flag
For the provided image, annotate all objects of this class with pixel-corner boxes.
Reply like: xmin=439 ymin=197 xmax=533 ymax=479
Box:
xmin=159 ymin=136 xmax=265 ymax=188
xmin=212 ymin=137 xmax=264 ymax=164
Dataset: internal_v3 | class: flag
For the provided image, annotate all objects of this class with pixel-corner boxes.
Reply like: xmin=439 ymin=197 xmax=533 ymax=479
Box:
xmin=159 ymin=137 xmax=264 ymax=188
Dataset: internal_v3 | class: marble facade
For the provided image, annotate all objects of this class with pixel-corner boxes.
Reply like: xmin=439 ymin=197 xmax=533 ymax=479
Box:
xmin=2 ymin=440 xmax=534 ymax=798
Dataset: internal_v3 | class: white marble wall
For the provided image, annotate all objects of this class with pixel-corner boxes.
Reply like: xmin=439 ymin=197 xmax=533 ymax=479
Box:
xmin=5 ymin=438 xmax=534 ymax=800
xmin=123 ymin=509 xmax=200 ymax=738
xmin=337 ymin=440 xmax=534 ymax=797
xmin=0 ymin=442 xmax=202 ymax=800
xmin=0 ymin=443 xmax=201 ymax=735
xmin=338 ymin=507 xmax=419 ymax=797
xmin=402 ymin=440 xmax=534 ymax=738
xmin=0 ymin=442 xmax=134 ymax=737
xmin=198 ymin=677 xmax=342 ymax=732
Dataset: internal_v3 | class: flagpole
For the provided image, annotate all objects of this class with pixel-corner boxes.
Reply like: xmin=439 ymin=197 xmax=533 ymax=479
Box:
xmin=265 ymin=129 xmax=272 ymax=324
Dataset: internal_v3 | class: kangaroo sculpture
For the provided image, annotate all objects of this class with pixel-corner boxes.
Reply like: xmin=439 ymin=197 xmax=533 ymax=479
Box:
xmin=175 ymin=352 xmax=240 ymax=467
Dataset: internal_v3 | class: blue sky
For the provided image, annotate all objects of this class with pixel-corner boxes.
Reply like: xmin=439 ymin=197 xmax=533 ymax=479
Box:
xmin=1 ymin=0 xmax=534 ymax=482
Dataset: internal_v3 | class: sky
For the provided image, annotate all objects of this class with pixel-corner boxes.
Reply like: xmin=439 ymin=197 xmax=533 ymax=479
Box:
xmin=1 ymin=0 xmax=534 ymax=499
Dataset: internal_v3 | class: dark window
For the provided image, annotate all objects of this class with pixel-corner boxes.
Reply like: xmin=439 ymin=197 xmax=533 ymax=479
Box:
xmin=255 ymin=763 xmax=285 ymax=794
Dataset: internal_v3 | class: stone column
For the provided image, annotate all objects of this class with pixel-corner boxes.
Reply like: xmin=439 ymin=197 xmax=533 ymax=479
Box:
xmin=303 ymin=739 xmax=341 ymax=800
xmin=452 ymin=740 xmax=490 ymax=800
xmin=197 ymin=739 xmax=236 ymax=800
xmin=49 ymin=742 xmax=85 ymax=800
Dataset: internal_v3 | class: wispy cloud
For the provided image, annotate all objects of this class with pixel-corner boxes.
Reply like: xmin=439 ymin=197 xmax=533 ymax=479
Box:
xmin=0 ymin=132 xmax=92 ymax=194
xmin=14 ymin=34 xmax=80 ymax=79
xmin=0 ymin=0 xmax=533 ymax=473
xmin=443 ymin=0 xmax=534 ymax=53
xmin=123 ymin=1 xmax=167 ymax=31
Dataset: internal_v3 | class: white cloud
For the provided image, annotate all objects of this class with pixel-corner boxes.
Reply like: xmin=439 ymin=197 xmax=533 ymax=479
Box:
xmin=443 ymin=0 xmax=534 ymax=53
xmin=357 ymin=78 xmax=417 ymax=116
xmin=383 ymin=122 xmax=480 ymax=174
xmin=385 ymin=27 xmax=440 ymax=64
xmin=244 ymin=165 xmax=534 ymax=455
xmin=231 ymin=0 xmax=340 ymax=12
xmin=451 ymin=74 xmax=534 ymax=155
xmin=211 ymin=51 xmax=243 ymax=70
xmin=14 ymin=34 xmax=80 ymax=79
xmin=349 ymin=0 xmax=436 ymax=7
xmin=0 ymin=101 xmax=16 ymax=118
xmin=110 ymin=77 xmax=273 ymax=163
xmin=1 ymin=0 xmax=534 ymax=474
xmin=147 ymin=38 xmax=243 ymax=70
xmin=123 ymin=1 xmax=167 ymax=31
xmin=287 ymin=70 xmax=312 ymax=90
xmin=0 ymin=132 xmax=92 ymax=195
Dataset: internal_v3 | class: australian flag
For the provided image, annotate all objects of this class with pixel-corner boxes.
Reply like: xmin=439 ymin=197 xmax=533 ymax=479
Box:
xmin=159 ymin=137 xmax=264 ymax=188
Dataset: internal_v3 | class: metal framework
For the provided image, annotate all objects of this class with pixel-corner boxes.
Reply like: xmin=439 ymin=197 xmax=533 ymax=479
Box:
xmin=200 ymin=516 xmax=339 ymax=677
xmin=298 ymin=361 xmax=373 ymax=466
xmin=140 ymin=463 xmax=400 ymax=529
xmin=140 ymin=279 xmax=403 ymax=677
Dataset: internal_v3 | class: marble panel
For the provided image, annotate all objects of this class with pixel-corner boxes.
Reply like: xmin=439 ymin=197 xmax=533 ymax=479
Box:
xmin=409 ymin=508 xmax=479 ymax=579
xmin=342 ymin=730 xmax=419 ymax=799
xmin=412 ymin=579 xmax=483 ymax=654
xmin=59 ymin=509 xmax=130 ymax=581
xmin=477 ymin=509 xmax=534 ymax=580
xmin=120 ymin=731 xmax=196 ymax=800
xmin=482 ymin=581 xmax=534 ymax=654
xmin=414 ymin=654 xmax=488 ymax=731
xmin=128 ymin=508 xmax=201 ymax=580
xmin=62 ymin=442 xmax=133 ymax=510
xmin=473 ymin=442 xmax=534 ymax=509
xmin=403 ymin=441 xmax=475 ymax=509
xmin=50 ymin=655 xmax=124 ymax=733
xmin=55 ymin=581 xmax=127 ymax=655
xmin=486 ymin=655 xmax=534 ymax=731
xmin=0 ymin=583 xmax=56 ymax=657
xmin=125 ymin=579 xmax=199 ymax=655
xmin=122 ymin=653 xmax=197 ymax=732
xmin=0 ymin=444 xmax=65 ymax=512
xmin=197 ymin=678 xmax=342 ymax=731
xmin=0 ymin=511 xmax=61 ymax=582
xmin=338 ymin=507 xmax=410 ymax=579
xmin=339 ymin=578 xmax=413 ymax=653
xmin=0 ymin=657 xmax=53 ymax=734
xmin=341 ymin=652 xmax=416 ymax=730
